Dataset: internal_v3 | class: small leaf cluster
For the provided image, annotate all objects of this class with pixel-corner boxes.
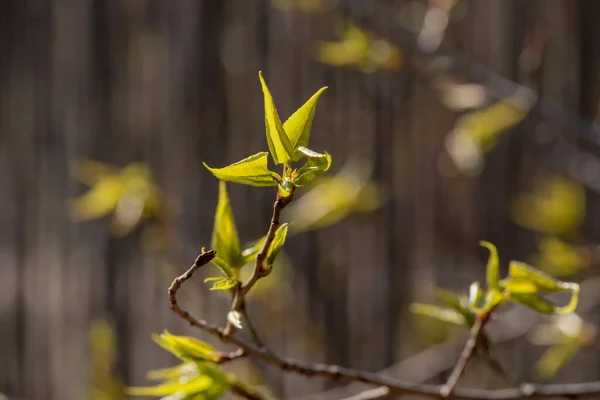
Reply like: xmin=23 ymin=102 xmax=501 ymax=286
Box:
xmin=411 ymin=241 xmax=580 ymax=328
xmin=127 ymin=331 xmax=230 ymax=400
xmin=204 ymin=72 xmax=331 ymax=194
xmin=70 ymin=160 xmax=162 ymax=236
xmin=529 ymin=313 xmax=597 ymax=379
xmin=313 ymin=22 xmax=403 ymax=72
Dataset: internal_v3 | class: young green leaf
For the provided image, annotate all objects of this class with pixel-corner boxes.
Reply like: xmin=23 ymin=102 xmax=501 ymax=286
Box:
xmin=206 ymin=277 xmax=237 ymax=291
xmin=152 ymin=331 xmax=219 ymax=362
xmin=506 ymin=261 xmax=575 ymax=292
xmin=432 ymin=287 xmax=475 ymax=326
xmin=510 ymin=289 xmax=579 ymax=314
xmin=480 ymin=241 xmax=500 ymax=290
xmin=283 ymin=87 xmax=328 ymax=161
xmin=482 ymin=289 xmax=505 ymax=313
xmin=535 ymin=339 xmax=581 ymax=379
xmin=127 ymin=375 xmax=214 ymax=397
xmin=266 ymin=223 xmax=289 ymax=267
xmin=203 ymin=152 xmax=279 ymax=187
xmin=211 ymin=182 xmax=242 ymax=268
xmin=241 ymin=236 xmax=267 ymax=265
xmin=259 ymin=71 xmax=294 ymax=165
xmin=128 ymin=361 xmax=230 ymax=399
xmin=209 ymin=256 xmax=234 ymax=278
xmin=292 ymin=147 xmax=332 ymax=187
xmin=467 ymin=282 xmax=485 ymax=311
xmin=410 ymin=303 xmax=469 ymax=326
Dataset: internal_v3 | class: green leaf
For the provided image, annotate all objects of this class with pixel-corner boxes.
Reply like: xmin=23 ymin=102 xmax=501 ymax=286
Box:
xmin=467 ymin=282 xmax=485 ymax=311
xmin=210 ymin=182 xmax=242 ymax=269
xmin=500 ymin=280 xmax=539 ymax=294
xmin=432 ymin=287 xmax=475 ymax=326
xmin=209 ymin=256 xmax=234 ymax=278
xmin=482 ymin=289 xmax=505 ymax=313
xmin=506 ymin=261 xmax=575 ymax=292
xmin=203 ymin=152 xmax=279 ymax=187
xmin=480 ymin=241 xmax=500 ymax=290
xmin=283 ymin=87 xmax=328 ymax=161
xmin=410 ymin=303 xmax=469 ymax=326
xmin=535 ymin=339 xmax=581 ymax=379
xmin=127 ymin=375 xmax=214 ymax=397
xmin=241 ymin=236 xmax=267 ymax=264
xmin=207 ymin=278 xmax=238 ymax=291
xmin=152 ymin=331 xmax=219 ymax=362
xmin=510 ymin=290 xmax=579 ymax=314
xmin=146 ymin=361 xmax=198 ymax=381
xmin=259 ymin=71 xmax=294 ymax=165
xmin=266 ymin=223 xmax=289 ymax=267
xmin=128 ymin=361 xmax=230 ymax=399
xmin=292 ymin=147 xmax=332 ymax=187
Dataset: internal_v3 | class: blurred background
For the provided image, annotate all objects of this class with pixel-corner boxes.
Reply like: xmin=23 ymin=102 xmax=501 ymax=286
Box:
xmin=2 ymin=0 xmax=600 ymax=399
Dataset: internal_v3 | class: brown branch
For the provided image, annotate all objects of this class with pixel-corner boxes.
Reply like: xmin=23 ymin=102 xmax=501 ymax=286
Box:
xmin=342 ymin=387 xmax=390 ymax=400
xmin=243 ymin=188 xmax=295 ymax=296
xmin=216 ymin=348 xmax=246 ymax=364
xmin=224 ymin=188 xmax=295 ymax=334
xmin=441 ymin=316 xmax=488 ymax=397
xmin=169 ymin=251 xmax=600 ymax=400
xmin=302 ymin=276 xmax=600 ymax=400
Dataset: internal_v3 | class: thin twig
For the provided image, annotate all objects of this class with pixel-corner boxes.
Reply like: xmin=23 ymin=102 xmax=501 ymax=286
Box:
xmin=243 ymin=188 xmax=295 ymax=295
xmin=224 ymin=188 xmax=295 ymax=334
xmin=441 ymin=316 xmax=488 ymax=397
xmin=216 ymin=348 xmax=246 ymax=364
xmin=342 ymin=387 xmax=390 ymax=400
xmin=169 ymin=253 xmax=600 ymax=400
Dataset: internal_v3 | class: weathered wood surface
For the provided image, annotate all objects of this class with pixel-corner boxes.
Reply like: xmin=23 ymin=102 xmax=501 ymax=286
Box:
xmin=1 ymin=1 xmax=599 ymax=399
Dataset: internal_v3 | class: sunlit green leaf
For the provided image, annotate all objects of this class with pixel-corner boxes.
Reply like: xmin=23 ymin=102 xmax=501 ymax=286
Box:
xmin=203 ymin=152 xmax=279 ymax=187
xmin=209 ymin=256 xmax=234 ymax=278
xmin=152 ymin=331 xmax=219 ymax=362
xmin=206 ymin=278 xmax=238 ymax=291
xmin=146 ymin=362 xmax=199 ymax=382
xmin=535 ymin=339 xmax=581 ymax=379
xmin=211 ymin=182 xmax=242 ymax=268
xmin=480 ymin=241 xmax=500 ymax=290
xmin=506 ymin=261 xmax=575 ymax=292
xmin=500 ymin=280 xmax=539 ymax=294
xmin=286 ymin=158 xmax=383 ymax=231
xmin=292 ymin=147 xmax=332 ymax=186
xmin=482 ymin=289 xmax=505 ymax=313
xmin=266 ymin=223 xmax=289 ymax=267
xmin=410 ymin=303 xmax=469 ymax=326
xmin=313 ymin=22 xmax=402 ymax=72
xmin=510 ymin=290 xmax=579 ymax=315
xmin=511 ymin=177 xmax=585 ymax=236
xmin=431 ymin=287 xmax=475 ymax=326
xmin=259 ymin=71 xmax=294 ymax=165
xmin=284 ymin=88 xmax=328 ymax=160
xmin=432 ymin=287 xmax=463 ymax=311
xmin=128 ymin=362 xmax=229 ymax=399
xmin=533 ymin=236 xmax=588 ymax=277
xmin=70 ymin=161 xmax=162 ymax=237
